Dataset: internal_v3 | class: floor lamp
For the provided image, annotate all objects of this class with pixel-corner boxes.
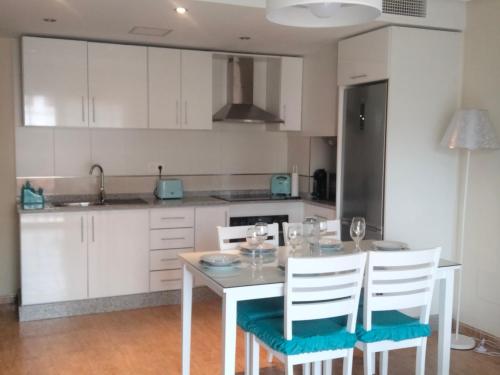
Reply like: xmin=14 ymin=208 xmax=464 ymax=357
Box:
xmin=441 ymin=109 xmax=500 ymax=350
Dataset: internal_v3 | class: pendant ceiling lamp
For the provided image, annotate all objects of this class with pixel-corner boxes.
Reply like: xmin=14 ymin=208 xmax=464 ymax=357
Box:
xmin=266 ymin=0 xmax=382 ymax=27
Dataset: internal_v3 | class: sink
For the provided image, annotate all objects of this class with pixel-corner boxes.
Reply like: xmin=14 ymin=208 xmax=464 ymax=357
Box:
xmin=52 ymin=201 xmax=102 ymax=208
xmin=52 ymin=198 xmax=148 ymax=208
xmin=104 ymin=198 xmax=148 ymax=205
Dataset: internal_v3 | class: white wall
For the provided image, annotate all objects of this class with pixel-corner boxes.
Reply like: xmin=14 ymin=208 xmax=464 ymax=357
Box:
xmin=460 ymin=0 xmax=500 ymax=337
xmin=384 ymin=27 xmax=462 ymax=262
xmin=15 ymin=125 xmax=288 ymax=177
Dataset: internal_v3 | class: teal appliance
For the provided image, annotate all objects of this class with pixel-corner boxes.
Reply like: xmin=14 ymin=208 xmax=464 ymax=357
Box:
xmin=20 ymin=181 xmax=45 ymax=209
xmin=154 ymin=166 xmax=183 ymax=199
xmin=271 ymin=174 xmax=291 ymax=196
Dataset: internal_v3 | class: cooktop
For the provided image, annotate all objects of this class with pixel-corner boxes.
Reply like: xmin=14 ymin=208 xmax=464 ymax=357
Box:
xmin=211 ymin=192 xmax=300 ymax=202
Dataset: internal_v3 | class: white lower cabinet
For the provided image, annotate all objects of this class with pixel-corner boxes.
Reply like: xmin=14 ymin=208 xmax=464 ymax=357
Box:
xmin=88 ymin=210 xmax=149 ymax=298
xmin=20 ymin=212 xmax=88 ymax=305
xmin=194 ymin=206 xmax=229 ymax=252
xmin=304 ymin=203 xmax=337 ymax=220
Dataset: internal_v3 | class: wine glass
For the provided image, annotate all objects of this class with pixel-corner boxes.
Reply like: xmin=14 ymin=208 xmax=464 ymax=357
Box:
xmin=287 ymin=224 xmax=303 ymax=255
xmin=246 ymin=226 xmax=259 ymax=269
xmin=317 ymin=215 xmax=328 ymax=237
xmin=303 ymin=217 xmax=320 ymax=253
xmin=254 ymin=222 xmax=268 ymax=268
xmin=350 ymin=217 xmax=366 ymax=249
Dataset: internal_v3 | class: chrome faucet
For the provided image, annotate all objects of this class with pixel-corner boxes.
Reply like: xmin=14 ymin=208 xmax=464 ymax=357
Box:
xmin=89 ymin=164 xmax=105 ymax=204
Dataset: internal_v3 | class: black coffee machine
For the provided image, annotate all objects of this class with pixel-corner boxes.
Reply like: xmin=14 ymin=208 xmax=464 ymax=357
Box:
xmin=312 ymin=169 xmax=328 ymax=200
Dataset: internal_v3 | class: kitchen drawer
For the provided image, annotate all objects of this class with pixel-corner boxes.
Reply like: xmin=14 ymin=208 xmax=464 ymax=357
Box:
xmin=150 ymin=208 xmax=194 ymax=229
xmin=150 ymin=228 xmax=194 ymax=250
xmin=150 ymin=270 xmax=182 ymax=291
xmin=150 ymin=248 xmax=192 ymax=271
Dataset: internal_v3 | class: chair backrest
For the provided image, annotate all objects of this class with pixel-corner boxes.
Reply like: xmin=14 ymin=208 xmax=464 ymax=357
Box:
xmin=217 ymin=223 xmax=280 ymax=251
xmin=282 ymin=219 xmax=341 ymax=243
xmin=284 ymin=252 xmax=367 ymax=340
xmin=363 ymin=248 xmax=441 ymax=330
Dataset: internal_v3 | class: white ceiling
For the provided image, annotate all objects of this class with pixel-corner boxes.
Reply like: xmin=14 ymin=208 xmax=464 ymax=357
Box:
xmin=0 ymin=0 xmax=385 ymax=55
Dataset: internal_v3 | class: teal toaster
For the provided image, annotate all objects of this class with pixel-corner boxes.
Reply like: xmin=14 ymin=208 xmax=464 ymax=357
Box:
xmin=154 ymin=179 xmax=183 ymax=199
xmin=271 ymin=174 xmax=291 ymax=196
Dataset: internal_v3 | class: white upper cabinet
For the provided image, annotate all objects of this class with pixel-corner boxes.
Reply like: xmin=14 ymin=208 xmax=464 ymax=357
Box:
xmin=88 ymin=209 xmax=149 ymax=298
xmin=148 ymin=47 xmax=182 ymax=129
xmin=181 ymin=50 xmax=213 ymax=130
xmin=88 ymin=42 xmax=148 ymax=128
xmin=22 ymin=37 xmax=88 ymax=127
xmin=20 ymin=212 xmax=88 ymax=305
xmin=279 ymin=57 xmax=303 ymax=131
xmin=338 ymin=28 xmax=390 ymax=86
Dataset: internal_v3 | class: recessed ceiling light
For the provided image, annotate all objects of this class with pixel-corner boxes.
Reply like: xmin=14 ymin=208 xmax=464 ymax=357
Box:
xmin=174 ymin=7 xmax=188 ymax=15
xmin=43 ymin=18 xmax=57 ymax=23
xmin=239 ymin=36 xmax=251 ymax=40
xmin=129 ymin=26 xmax=173 ymax=37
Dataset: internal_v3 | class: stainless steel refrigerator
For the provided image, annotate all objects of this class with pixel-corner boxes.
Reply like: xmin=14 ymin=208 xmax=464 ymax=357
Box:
xmin=340 ymin=81 xmax=388 ymax=241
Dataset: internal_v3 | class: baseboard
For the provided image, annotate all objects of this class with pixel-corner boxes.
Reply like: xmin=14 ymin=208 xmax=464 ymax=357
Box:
xmin=0 ymin=294 xmax=16 ymax=305
xmin=456 ymin=320 xmax=500 ymax=347
xmin=18 ymin=286 xmax=218 ymax=321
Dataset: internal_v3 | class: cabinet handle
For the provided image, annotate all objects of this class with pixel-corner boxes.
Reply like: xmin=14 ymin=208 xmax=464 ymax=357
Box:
xmin=350 ymin=74 xmax=368 ymax=80
xmin=161 ymin=237 xmax=185 ymax=241
xmin=80 ymin=216 xmax=84 ymax=243
xmin=283 ymin=104 xmax=287 ymax=124
xmin=160 ymin=279 xmax=173 ymax=283
xmin=91 ymin=216 xmax=95 ymax=242
xmin=225 ymin=211 xmax=228 ymax=226
xmin=81 ymin=96 xmax=85 ymax=122
xmin=184 ymin=101 xmax=188 ymax=125
xmin=160 ymin=258 xmax=175 ymax=262
xmin=161 ymin=216 xmax=185 ymax=220
xmin=176 ymin=100 xmax=179 ymax=125
xmin=92 ymin=97 xmax=96 ymax=122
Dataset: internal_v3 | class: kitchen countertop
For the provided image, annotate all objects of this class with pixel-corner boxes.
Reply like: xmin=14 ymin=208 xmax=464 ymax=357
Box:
xmin=18 ymin=192 xmax=336 ymax=214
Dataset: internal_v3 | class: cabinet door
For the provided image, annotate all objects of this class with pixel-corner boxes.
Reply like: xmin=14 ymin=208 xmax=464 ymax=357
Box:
xmin=181 ymin=50 xmax=213 ymax=130
xmin=88 ymin=42 xmax=148 ymax=128
xmin=88 ymin=210 xmax=149 ymax=298
xmin=280 ymin=57 xmax=303 ymax=131
xmin=194 ymin=206 xmax=229 ymax=251
xmin=20 ymin=212 xmax=88 ymax=305
xmin=304 ymin=203 xmax=337 ymax=220
xmin=22 ymin=37 xmax=88 ymax=127
xmin=338 ymin=28 xmax=390 ymax=86
xmin=148 ymin=47 xmax=181 ymax=129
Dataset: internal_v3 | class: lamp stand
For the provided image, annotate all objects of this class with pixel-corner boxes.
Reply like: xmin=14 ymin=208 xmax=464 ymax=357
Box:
xmin=451 ymin=149 xmax=476 ymax=350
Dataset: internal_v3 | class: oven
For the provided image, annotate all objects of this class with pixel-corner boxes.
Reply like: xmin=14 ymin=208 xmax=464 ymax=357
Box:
xmin=230 ymin=215 xmax=288 ymax=246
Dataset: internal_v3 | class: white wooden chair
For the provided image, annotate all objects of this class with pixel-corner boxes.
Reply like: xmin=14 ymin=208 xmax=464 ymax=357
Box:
xmin=216 ymin=223 xmax=280 ymax=374
xmin=217 ymin=223 xmax=279 ymax=251
xmin=249 ymin=252 xmax=367 ymax=375
xmin=283 ymin=219 xmax=341 ymax=243
xmin=356 ymin=248 xmax=441 ymax=375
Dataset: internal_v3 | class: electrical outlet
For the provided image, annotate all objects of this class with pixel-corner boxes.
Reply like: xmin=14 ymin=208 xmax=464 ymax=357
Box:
xmin=147 ymin=162 xmax=165 ymax=175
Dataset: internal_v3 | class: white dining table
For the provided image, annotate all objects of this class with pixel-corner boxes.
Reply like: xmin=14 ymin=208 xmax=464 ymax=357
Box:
xmin=179 ymin=241 xmax=460 ymax=375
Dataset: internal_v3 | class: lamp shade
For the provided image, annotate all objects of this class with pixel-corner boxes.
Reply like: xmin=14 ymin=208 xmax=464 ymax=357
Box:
xmin=266 ymin=0 xmax=382 ymax=28
xmin=441 ymin=109 xmax=500 ymax=151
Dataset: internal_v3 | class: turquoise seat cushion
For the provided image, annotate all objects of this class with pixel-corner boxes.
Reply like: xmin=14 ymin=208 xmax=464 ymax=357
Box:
xmin=356 ymin=310 xmax=431 ymax=343
xmin=237 ymin=297 xmax=284 ymax=331
xmin=247 ymin=316 xmax=356 ymax=355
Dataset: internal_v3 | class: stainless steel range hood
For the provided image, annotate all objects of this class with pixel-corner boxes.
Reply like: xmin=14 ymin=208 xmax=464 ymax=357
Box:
xmin=213 ymin=57 xmax=284 ymax=124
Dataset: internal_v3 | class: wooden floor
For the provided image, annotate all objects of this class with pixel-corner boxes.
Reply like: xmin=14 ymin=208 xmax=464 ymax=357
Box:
xmin=1 ymin=300 xmax=499 ymax=374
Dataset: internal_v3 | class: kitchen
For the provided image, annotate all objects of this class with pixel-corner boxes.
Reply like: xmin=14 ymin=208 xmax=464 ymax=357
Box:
xmin=1 ymin=0 xmax=500 ymax=374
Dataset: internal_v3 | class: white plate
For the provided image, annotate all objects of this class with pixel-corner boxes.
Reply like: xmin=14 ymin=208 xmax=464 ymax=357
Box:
xmin=240 ymin=242 xmax=276 ymax=253
xmin=373 ymin=241 xmax=408 ymax=251
xmin=200 ymin=253 xmax=240 ymax=267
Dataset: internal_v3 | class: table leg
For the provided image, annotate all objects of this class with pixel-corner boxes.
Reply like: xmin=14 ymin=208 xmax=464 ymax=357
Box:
xmin=438 ymin=270 xmax=455 ymax=375
xmin=222 ymin=292 xmax=238 ymax=375
xmin=182 ymin=265 xmax=194 ymax=375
